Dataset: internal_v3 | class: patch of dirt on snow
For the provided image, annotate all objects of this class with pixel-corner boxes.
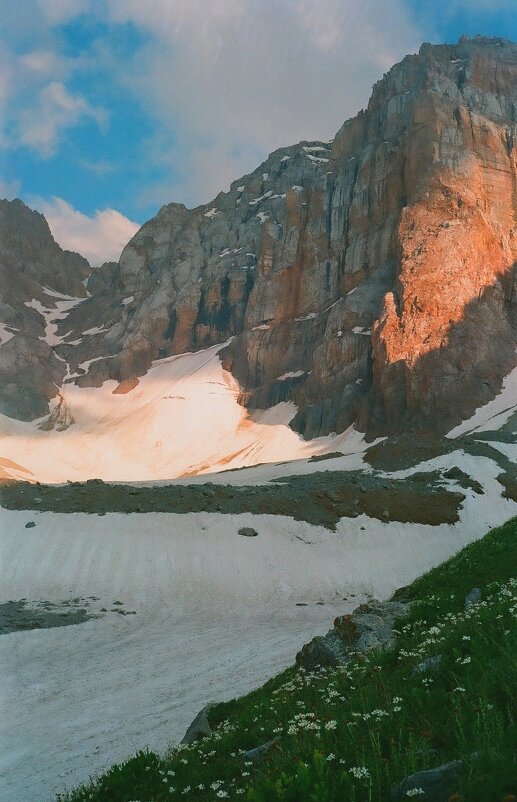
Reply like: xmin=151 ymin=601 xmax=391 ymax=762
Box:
xmin=0 ymin=598 xmax=100 ymax=635
xmin=0 ymin=470 xmax=465 ymax=529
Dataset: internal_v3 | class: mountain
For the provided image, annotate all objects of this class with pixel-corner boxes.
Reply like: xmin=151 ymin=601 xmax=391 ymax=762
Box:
xmin=1 ymin=36 xmax=516 ymax=475
xmin=0 ymin=199 xmax=90 ymax=420
xmin=1 ymin=38 xmax=517 ymax=802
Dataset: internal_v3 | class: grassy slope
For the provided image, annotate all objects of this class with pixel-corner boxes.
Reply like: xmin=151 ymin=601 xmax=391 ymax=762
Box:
xmin=61 ymin=518 xmax=517 ymax=802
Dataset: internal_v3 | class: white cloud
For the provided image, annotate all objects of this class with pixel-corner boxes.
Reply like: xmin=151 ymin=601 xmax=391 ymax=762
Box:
xmin=78 ymin=158 xmax=117 ymax=176
xmin=0 ymin=177 xmax=21 ymax=200
xmin=105 ymin=0 xmax=422 ymax=205
xmin=18 ymin=81 xmax=107 ymax=157
xmin=20 ymin=49 xmax=65 ymax=75
xmin=32 ymin=196 xmax=140 ymax=265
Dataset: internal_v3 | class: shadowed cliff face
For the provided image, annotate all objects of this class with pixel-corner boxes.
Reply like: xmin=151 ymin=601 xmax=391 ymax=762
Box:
xmin=0 ymin=200 xmax=91 ymax=420
xmin=2 ymin=37 xmax=517 ymax=436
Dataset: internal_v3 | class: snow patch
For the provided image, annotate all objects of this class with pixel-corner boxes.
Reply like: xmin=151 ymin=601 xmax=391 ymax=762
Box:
xmin=306 ymin=154 xmax=330 ymax=164
xmin=302 ymin=146 xmax=330 ymax=154
xmin=41 ymin=286 xmax=77 ymax=300
xmin=276 ymin=370 xmax=306 ymax=380
xmin=0 ymin=323 xmax=16 ymax=347
xmin=448 ymin=363 xmax=517 ymax=436
xmin=82 ymin=326 xmax=108 ymax=336
xmin=219 ymin=247 xmax=243 ymax=258
xmin=249 ymin=190 xmax=273 ymax=206
xmin=203 ymin=207 xmax=220 ymax=219
xmin=24 ymin=296 xmax=84 ymax=346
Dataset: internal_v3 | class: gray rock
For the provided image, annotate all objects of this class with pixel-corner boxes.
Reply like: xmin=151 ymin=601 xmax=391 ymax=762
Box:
xmin=296 ymin=599 xmax=409 ymax=669
xmin=413 ymin=655 xmax=443 ymax=675
xmin=25 ymin=521 xmax=36 ymax=528
xmin=243 ymin=738 xmax=280 ymax=763
xmin=464 ymin=588 xmax=482 ymax=609
xmin=238 ymin=527 xmax=258 ymax=537
xmin=392 ymin=759 xmax=463 ymax=801
xmin=296 ymin=630 xmax=352 ymax=671
xmin=180 ymin=704 xmax=214 ymax=745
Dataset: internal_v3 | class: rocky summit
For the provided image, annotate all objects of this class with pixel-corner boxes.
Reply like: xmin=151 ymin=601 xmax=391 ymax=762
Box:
xmin=1 ymin=36 xmax=517 ymax=438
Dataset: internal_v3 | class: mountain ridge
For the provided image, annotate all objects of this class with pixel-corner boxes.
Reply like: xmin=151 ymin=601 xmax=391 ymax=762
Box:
xmin=1 ymin=35 xmax=516 ymax=447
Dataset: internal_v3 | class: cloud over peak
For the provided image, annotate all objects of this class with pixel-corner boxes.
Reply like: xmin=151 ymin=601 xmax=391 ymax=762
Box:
xmin=32 ymin=196 xmax=139 ymax=266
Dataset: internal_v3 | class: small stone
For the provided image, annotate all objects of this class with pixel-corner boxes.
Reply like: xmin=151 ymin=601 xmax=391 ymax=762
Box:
xmin=238 ymin=527 xmax=258 ymax=537
xmin=243 ymin=738 xmax=280 ymax=763
xmin=413 ymin=655 xmax=442 ymax=675
xmin=464 ymin=587 xmax=482 ymax=609
xmin=25 ymin=521 xmax=36 ymax=528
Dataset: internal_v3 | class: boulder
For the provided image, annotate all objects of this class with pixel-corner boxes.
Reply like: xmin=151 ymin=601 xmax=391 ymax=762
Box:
xmin=180 ymin=704 xmax=214 ymax=745
xmin=392 ymin=759 xmax=463 ymax=801
xmin=296 ymin=599 xmax=409 ymax=670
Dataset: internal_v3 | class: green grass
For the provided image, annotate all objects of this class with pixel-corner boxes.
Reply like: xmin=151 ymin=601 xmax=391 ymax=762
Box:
xmin=61 ymin=518 xmax=517 ymax=802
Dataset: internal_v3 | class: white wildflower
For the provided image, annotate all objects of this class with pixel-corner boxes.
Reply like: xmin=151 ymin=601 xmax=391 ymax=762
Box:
xmin=349 ymin=766 xmax=370 ymax=779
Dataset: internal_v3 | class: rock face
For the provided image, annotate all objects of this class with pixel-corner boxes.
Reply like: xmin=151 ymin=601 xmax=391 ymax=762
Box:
xmin=2 ymin=37 xmax=517 ymax=437
xmin=0 ymin=200 xmax=90 ymax=419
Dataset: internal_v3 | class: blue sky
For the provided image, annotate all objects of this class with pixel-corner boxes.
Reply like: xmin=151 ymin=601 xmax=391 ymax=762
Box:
xmin=1 ymin=0 xmax=516 ymax=264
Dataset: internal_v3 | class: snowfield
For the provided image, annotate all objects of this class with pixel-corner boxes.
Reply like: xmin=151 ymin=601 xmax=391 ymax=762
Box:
xmin=0 ymin=344 xmax=358 ymax=484
xmin=0 ymin=344 xmax=516 ymax=802
xmin=1 ymin=446 xmax=516 ymax=802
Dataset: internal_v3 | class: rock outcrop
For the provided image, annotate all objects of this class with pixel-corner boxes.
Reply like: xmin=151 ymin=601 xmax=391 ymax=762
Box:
xmin=0 ymin=199 xmax=90 ymax=419
xmin=2 ymin=36 xmax=517 ymax=436
xmin=296 ymin=599 xmax=409 ymax=670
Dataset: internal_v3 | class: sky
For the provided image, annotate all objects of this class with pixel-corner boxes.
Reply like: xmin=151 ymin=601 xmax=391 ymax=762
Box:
xmin=1 ymin=0 xmax=517 ymax=265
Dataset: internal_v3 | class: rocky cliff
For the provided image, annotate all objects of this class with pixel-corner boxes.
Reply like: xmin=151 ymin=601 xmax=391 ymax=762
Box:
xmin=0 ymin=199 xmax=91 ymax=419
xmin=2 ymin=36 xmax=517 ymax=437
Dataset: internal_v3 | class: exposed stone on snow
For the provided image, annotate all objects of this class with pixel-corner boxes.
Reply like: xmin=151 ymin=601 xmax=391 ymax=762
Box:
xmin=238 ymin=527 xmax=258 ymax=537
